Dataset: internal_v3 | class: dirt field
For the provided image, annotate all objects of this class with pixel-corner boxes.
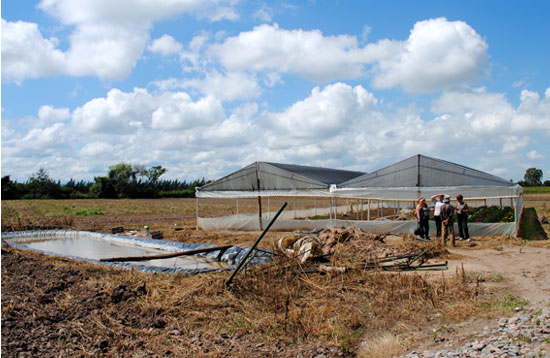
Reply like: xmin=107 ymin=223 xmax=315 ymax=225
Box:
xmin=2 ymin=194 xmax=549 ymax=357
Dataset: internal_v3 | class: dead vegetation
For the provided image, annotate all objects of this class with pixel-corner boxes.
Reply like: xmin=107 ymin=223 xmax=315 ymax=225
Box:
xmin=2 ymin=232 xmax=481 ymax=357
xmin=2 ymin=196 xmax=549 ymax=357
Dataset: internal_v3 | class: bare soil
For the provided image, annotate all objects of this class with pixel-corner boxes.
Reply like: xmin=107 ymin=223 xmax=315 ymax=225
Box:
xmin=2 ymin=196 xmax=549 ymax=357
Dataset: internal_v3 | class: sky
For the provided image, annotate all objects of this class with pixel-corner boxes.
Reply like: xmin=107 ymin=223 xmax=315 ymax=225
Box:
xmin=1 ymin=0 xmax=549 ymax=183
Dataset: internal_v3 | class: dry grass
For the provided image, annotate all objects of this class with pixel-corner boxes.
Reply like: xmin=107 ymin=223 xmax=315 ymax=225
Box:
xmin=356 ymin=332 xmax=404 ymax=358
xmin=101 ymin=249 xmax=480 ymax=353
xmin=2 ymin=196 xmax=548 ymax=356
xmin=2 ymin=240 xmax=486 ymax=356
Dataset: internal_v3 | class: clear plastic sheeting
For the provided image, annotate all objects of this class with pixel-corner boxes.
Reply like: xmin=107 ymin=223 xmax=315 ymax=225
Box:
xmin=2 ymin=230 xmax=271 ymax=274
xmin=195 ymin=155 xmax=522 ymax=236
xmin=196 ymin=189 xmax=331 ymax=198
xmin=198 ymin=214 xmax=517 ymax=236
xmin=329 ymin=185 xmax=522 ymax=201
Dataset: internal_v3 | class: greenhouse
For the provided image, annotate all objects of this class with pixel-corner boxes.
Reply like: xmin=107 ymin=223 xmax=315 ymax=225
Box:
xmin=196 ymin=156 xmax=523 ymax=236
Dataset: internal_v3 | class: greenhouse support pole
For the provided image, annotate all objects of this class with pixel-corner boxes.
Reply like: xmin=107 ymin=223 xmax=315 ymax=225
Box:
xmin=196 ymin=198 xmax=199 ymax=230
xmin=236 ymin=198 xmax=239 ymax=217
xmin=367 ymin=199 xmax=371 ymax=221
xmin=360 ymin=199 xmax=363 ymax=221
xmin=258 ymin=196 xmax=263 ymax=231
xmin=293 ymin=197 xmax=296 ymax=219
xmin=315 ymin=197 xmax=318 ymax=216
xmin=514 ymin=198 xmax=519 ymax=227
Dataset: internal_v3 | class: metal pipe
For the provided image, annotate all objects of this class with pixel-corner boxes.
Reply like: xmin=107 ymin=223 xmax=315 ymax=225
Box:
xmin=101 ymin=245 xmax=233 ymax=262
xmin=226 ymin=202 xmax=287 ymax=287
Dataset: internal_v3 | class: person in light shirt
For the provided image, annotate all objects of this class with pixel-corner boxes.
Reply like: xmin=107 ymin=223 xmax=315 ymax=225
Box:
xmin=430 ymin=194 xmax=446 ymax=238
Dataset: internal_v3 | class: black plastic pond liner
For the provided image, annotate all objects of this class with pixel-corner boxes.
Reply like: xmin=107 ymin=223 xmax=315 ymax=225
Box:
xmin=1 ymin=230 xmax=272 ymax=275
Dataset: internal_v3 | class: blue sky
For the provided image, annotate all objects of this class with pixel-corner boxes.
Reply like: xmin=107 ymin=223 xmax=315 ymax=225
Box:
xmin=2 ymin=0 xmax=549 ymax=183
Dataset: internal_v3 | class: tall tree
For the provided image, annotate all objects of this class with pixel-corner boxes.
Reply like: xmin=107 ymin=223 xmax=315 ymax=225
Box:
xmin=90 ymin=176 xmax=116 ymax=198
xmin=108 ymin=162 xmax=137 ymax=197
xmin=1 ymin=176 xmax=19 ymax=200
xmin=524 ymin=168 xmax=543 ymax=186
xmin=143 ymin=165 xmax=167 ymax=183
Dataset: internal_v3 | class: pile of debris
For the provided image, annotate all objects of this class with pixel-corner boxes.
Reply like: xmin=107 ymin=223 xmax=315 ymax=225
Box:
xmin=278 ymin=227 xmax=402 ymax=263
xmin=275 ymin=227 xmax=447 ymax=272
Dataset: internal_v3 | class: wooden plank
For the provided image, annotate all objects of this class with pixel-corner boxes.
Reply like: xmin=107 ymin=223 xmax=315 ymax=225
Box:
xmin=100 ymin=245 xmax=233 ymax=262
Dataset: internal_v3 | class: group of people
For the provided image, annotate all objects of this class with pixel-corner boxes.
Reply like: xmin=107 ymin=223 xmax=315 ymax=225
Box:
xmin=415 ymin=193 xmax=470 ymax=246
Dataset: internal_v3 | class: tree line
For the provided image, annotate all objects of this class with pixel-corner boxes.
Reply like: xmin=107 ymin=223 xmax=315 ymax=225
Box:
xmin=1 ymin=165 xmax=546 ymax=200
xmin=517 ymin=167 xmax=549 ymax=187
xmin=1 ymin=163 xmax=207 ymax=200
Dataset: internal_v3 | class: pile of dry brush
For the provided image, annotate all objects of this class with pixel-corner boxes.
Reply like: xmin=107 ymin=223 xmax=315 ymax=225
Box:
xmin=2 ymin=230 xmax=479 ymax=357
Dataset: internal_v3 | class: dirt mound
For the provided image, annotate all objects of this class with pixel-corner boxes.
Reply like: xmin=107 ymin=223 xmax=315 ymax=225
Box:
xmin=518 ymin=207 xmax=549 ymax=241
xmin=1 ymin=245 xmax=343 ymax=357
xmin=318 ymin=226 xmax=409 ymax=259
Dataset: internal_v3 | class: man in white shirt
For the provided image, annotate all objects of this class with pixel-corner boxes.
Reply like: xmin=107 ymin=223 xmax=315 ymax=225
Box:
xmin=430 ymin=194 xmax=446 ymax=238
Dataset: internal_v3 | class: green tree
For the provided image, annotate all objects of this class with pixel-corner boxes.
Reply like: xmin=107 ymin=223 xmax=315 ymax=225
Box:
xmin=143 ymin=165 xmax=167 ymax=183
xmin=27 ymin=168 xmax=62 ymax=198
xmin=524 ymin=168 xmax=543 ymax=186
xmin=108 ymin=162 xmax=137 ymax=197
xmin=1 ymin=176 xmax=19 ymax=200
xmin=90 ymin=176 xmax=116 ymax=198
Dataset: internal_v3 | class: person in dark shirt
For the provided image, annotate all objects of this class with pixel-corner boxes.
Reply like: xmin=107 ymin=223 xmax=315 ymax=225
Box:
xmin=416 ymin=197 xmax=430 ymax=240
xmin=440 ymin=196 xmax=456 ymax=247
xmin=456 ymin=194 xmax=470 ymax=241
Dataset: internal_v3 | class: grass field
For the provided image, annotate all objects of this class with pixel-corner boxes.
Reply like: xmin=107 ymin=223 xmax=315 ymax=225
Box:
xmin=523 ymin=186 xmax=550 ymax=194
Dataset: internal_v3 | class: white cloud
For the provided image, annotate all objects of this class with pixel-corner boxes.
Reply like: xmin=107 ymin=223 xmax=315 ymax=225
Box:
xmin=432 ymin=87 xmax=550 ymax=135
xmin=253 ymin=6 xmax=273 ymax=22
xmin=72 ymin=88 xmax=155 ymax=134
xmin=210 ymin=18 xmax=488 ymax=92
xmin=148 ymin=35 xmax=183 ymax=56
xmin=371 ymin=17 xmax=489 ymax=92
xmin=3 ymin=83 xmax=549 ymax=182
xmin=37 ymin=0 xmax=238 ymax=25
xmin=2 ymin=0 xmax=239 ymax=83
xmin=38 ymin=105 xmax=71 ymax=124
xmin=152 ymin=71 xmax=261 ymax=101
xmin=527 ymin=150 xmax=544 ymax=160
xmin=1 ymin=19 xmax=65 ymax=84
xmin=264 ymin=83 xmax=379 ymax=141
xmin=501 ymin=135 xmax=529 ymax=153
xmin=211 ymin=23 xmax=370 ymax=82
xmin=151 ymin=93 xmax=225 ymax=130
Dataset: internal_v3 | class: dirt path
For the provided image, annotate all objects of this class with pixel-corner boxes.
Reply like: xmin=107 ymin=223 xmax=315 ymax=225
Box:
xmin=396 ymin=244 xmax=550 ymax=356
xmin=447 ymin=246 xmax=550 ymax=307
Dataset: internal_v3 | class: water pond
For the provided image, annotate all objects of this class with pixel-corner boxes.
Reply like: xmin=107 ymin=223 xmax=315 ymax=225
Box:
xmin=1 ymin=230 xmax=255 ymax=274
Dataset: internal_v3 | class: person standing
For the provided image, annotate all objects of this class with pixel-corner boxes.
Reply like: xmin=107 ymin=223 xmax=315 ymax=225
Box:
xmin=430 ymin=194 xmax=445 ymax=238
xmin=456 ymin=194 xmax=470 ymax=241
xmin=416 ymin=197 xmax=430 ymax=240
xmin=440 ymin=196 xmax=456 ymax=247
